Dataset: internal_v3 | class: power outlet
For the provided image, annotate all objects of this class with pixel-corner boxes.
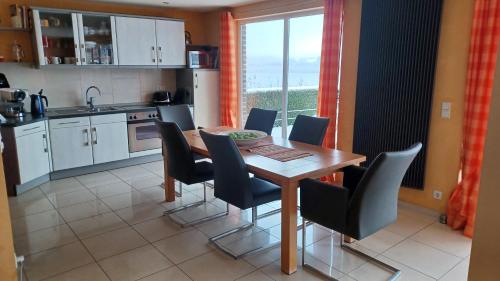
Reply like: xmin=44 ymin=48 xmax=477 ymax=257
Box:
xmin=433 ymin=190 xmax=443 ymax=200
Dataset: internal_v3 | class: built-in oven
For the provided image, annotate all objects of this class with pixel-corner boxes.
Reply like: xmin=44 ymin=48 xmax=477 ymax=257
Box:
xmin=126 ymin=110 xmax=162 ymax=153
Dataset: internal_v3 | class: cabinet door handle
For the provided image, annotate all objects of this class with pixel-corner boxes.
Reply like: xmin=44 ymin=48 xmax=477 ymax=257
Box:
xmin=23 ymin=126 xmax=41 ymax=132
xmin=195 ymin=73 xmax=199 ymax=89
xmin=83 ymin=129 xmax=90 ymax=146
xmin=58 ymin=121 xmax=80 ymax=125
xmin=151 ymin=46 xmax=156 ymax=63
xmin=92 ymin=127 xmax=98 ymax=145
xmin=157 ymin=46 xmax=163 ymax=63
xmin=42 ymin=134 xmax=48 ymax=153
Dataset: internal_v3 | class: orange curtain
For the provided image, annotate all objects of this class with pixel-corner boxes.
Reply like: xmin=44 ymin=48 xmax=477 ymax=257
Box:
xmin=219 ymin=11 xmax=238 ymax=128
xmin=447 ymin=0 xmax=500 ymax=237
xmin=317 ymin=0 xmax=344 ymax=149
xmin=317 ymin=0 xmax=344 ymax=182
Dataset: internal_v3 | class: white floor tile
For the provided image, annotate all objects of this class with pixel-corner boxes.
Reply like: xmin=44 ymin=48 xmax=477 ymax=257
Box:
xmin=412 ymin=222 xmax=472 ymax=258
xmin=383 ymin=239 xmax=461 ymax=279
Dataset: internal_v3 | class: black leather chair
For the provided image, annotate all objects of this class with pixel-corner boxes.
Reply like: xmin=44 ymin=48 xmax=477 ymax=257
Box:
xmin=288 ymin=114 xmax=329 ymax=145
xmin=156 ymin=120 xmax=227 ymax=227
xmin=200 ymin=130 xmax=282 ymax=259
xmin=157 ymin=104 xmax=195 ymax=131
xmin=157 ymin=104 xmax=209 ymax=196
xmin=244 ymin=108 xmax=278 ymax=135
xmin=299 ymin=143 xmax=422 ymax=280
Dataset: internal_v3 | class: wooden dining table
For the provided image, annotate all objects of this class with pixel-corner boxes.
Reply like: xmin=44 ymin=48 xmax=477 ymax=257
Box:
xmin=162 ymin=126 xmax=366 ymax=275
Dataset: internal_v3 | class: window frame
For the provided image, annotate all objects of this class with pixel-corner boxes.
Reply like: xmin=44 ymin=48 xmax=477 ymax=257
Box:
xmin=236 ymin=8 xmax=324 ymax=138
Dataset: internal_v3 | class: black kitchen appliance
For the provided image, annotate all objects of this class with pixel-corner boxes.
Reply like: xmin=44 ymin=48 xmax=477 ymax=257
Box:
xmin=173 ymin=87 xmax=192 ymax=105
xmin=0 ymin=73 xmax=10 ymax=88
xmin=30 ymin=89 xmax=48 ymax=116
xmin=152 ymin=91 xmax=173 ymax=105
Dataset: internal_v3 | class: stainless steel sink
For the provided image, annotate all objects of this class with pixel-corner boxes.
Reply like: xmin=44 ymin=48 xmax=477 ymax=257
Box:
xmin=51 ymin=106 xmax=121 ymax=115
xmin=89 ymin=106 xmax=121 ymax=113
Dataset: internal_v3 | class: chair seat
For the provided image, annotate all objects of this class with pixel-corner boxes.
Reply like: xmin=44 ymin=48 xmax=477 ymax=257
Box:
xmin=193 ymin=152 xmax=207 ymax=161
xmin=250 ymin=177 xmax=281 ymax=206
xmin=183 ymin=161 xmax=214 ymax=184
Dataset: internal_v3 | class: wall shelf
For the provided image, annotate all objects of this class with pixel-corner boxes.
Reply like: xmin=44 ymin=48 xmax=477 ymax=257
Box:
xmin=0 ymin=27 xmax=30 ymax=32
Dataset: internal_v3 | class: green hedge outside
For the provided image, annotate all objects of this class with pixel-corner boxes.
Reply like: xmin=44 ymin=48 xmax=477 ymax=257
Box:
xmin=244 ymin=88 xmax=318 ymax=126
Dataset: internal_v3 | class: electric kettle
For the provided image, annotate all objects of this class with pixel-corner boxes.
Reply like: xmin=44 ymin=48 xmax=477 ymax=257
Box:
xmin=30 ymin=89 xmax=48 ymax=116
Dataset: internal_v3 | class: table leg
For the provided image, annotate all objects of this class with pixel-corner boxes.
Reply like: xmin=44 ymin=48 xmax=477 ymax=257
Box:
xmin=281 ymin=180 xmax=298 ymax=274
xmin=163 ymin=142 xmax=175 ymax=202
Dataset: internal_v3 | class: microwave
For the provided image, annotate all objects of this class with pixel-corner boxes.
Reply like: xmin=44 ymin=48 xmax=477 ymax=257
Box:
xmin=187 ymin=51 xmax=211 ymax=68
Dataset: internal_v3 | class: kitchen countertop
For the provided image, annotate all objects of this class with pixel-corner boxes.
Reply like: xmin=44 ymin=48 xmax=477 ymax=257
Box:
xmin=0 ymin=103 xmax=159 ymax=127
xmin=0 ymin=113 xmax=48 ymax=127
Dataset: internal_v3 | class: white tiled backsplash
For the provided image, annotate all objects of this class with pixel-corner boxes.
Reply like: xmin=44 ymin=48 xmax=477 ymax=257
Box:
xmin=0 ymin=64 xmax=176 ymax=111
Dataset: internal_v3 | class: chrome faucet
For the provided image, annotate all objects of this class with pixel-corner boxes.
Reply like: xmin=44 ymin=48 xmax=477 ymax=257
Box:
xmin=85 ymin=86 xmax=102 ymax=111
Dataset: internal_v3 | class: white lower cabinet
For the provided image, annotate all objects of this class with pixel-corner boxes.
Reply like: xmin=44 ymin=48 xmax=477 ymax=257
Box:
xmin=50 ymin=114 xmax=129 ymax=171
xmin=91 ymin=117 xmax=129 ymax=164
xmin=50 ymin=125 xmax=94 ymax=171
xmin=15 ymin=124 xmax=50 ymax=183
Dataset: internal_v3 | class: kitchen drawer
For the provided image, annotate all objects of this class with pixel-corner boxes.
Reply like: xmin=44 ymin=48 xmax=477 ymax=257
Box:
xmin=49 ymin=117 xmax=90 ymax=129
xmin=14 ymin=121 xmax=46 ymax=138
xmin=90 ymin=113 xmax=127 ymax=125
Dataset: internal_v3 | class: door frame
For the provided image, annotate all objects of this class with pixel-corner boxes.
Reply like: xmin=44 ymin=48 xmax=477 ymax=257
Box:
xmin=236 ymin=9 xmax=324 ymax=138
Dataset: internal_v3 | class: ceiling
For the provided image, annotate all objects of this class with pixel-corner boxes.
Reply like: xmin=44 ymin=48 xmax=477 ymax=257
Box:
xmin=91 ymin=0 xmax=268 ymax=11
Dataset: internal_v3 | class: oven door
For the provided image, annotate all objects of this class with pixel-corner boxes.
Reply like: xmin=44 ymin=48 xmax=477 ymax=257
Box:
xmin=128 ymin=121 xmax=162 ymax=153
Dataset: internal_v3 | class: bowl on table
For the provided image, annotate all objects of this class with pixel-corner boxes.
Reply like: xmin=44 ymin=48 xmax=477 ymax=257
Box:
xmin=219 ymin=130 xmax=268 ymax=146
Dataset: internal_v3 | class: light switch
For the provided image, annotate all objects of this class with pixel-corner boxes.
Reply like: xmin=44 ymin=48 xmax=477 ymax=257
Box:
xmin=441 ymin=102 xmax=451 ymax=119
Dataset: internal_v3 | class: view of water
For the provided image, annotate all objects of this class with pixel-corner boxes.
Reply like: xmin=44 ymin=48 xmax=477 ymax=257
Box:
xmin=244 ymin=56 xmax=321 ymax=91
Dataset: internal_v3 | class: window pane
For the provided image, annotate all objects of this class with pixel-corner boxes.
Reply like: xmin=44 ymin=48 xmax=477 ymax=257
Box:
xmin=240 ymin=20 xmax=284 ymax=136
xmin=287 ymin=14 xmax=323 ymax=133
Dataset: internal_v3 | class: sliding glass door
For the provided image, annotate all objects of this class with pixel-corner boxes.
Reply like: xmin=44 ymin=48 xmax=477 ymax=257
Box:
xmin=240 ymin=13 xmax=324 ymax=137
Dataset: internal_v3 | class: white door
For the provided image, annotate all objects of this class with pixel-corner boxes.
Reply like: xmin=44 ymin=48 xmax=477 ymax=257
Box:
xmin=50 ymin=125 xmax=93 ymax=171
xmin=91 ymin=122 xmax=129 ymax=164
xmin=16 ymin=131 xmax=50 ymax=183
xmin=193 ymin=70 xmax=220 ymax=128
xmin=115 ymin=17 xmax=157 ymax=66
xmin=155 ymin=20 xmax=186 ymax=67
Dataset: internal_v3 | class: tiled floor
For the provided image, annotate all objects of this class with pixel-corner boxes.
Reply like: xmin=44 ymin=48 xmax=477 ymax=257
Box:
xmin=8 ymin=161 xmax=472 ymax=281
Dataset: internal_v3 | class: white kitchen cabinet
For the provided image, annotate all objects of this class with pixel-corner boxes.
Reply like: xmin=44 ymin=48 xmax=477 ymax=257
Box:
xmin=49 ymin=114 xmax=129 ymax=170
xmin=76 ymin=13 xmax=118 ymax=66
xmin=50 ymin=123 xmax=93 ymax=171
xmin=155 ymin=19 xmax=186 ymax=67
xmin=32 ymin=9 xmax=81 ymax=66
xmin=14 ymin=124 xmax=50 ymax=184
xmin=90 ymin=114 xmax=129 ymax=164
xmin=177 ymin=69 xmax=220 ymax=128
xmin=115 ymin=17 xmax=158 ymax=66
xmin=32 ymin=9 xmax=118 ymax=67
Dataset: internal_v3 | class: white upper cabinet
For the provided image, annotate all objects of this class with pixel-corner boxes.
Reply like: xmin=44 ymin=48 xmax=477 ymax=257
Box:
xmin=32 ymin=10 xmax=82 ymax=66
xmin=156 ymin=20 xmax=186 ymax=67
xmin=33 ymin=9 xmax=118 ymax=67
xmin=115 ymin=17 xmax=158 ymax=66
xmin=32 ymin=9 xmax=185 ymax=68
xmin=77 ymin=14 xmax=118 ymax=66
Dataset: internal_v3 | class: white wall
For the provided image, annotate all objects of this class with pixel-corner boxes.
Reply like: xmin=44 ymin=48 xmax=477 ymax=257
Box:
xmin=0 ymin=64 xmax=176 ymax=111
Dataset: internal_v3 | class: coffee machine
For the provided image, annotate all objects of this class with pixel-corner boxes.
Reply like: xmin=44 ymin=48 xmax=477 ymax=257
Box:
xmin=0 ymin=88 xmax=27 ymax=117
xmin=0 ymin=74 xmax=27 ymax=118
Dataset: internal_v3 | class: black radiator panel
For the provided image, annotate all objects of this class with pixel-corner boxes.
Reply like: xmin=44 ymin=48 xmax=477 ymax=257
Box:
xmin=353 ymin=0 xmax=444 ymax=189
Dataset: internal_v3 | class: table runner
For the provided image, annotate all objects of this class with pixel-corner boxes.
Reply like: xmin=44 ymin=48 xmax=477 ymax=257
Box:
xmin=247 ymin=143 xmax=312 ymax=162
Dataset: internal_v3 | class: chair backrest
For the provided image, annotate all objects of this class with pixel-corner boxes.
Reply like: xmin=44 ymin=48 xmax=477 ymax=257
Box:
xmin=288 ymin=115 xmax=329 ymax=146
xmin=244 ymin=108 xmax=278 ymax=135
xmin=347 ymin=143 xmax=422 ymax=239
xmin=155 ymin=120 xmax=195 ymax=182
xmin=157 ymin=104 xmax=195 ymax=131
xmin=200 ymin=131 xmax=254 ymax=209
